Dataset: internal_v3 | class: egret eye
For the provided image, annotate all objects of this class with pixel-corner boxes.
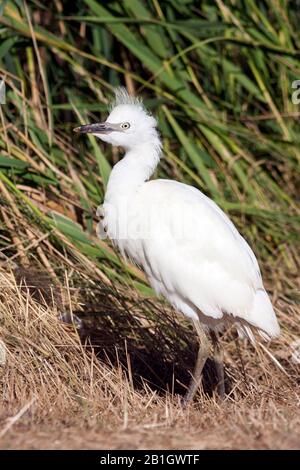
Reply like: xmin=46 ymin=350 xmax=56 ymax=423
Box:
xmin=120 ymin=122 xmax=130 ymax=130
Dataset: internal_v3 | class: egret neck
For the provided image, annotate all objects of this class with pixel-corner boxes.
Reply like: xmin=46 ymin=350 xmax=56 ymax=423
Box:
xmin=104 ymin=135 xmax=162 ymax=205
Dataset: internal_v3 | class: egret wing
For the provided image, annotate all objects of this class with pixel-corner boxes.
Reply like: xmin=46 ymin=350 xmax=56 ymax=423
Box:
xmin=137 ymin=179 xmax=263 ymax=320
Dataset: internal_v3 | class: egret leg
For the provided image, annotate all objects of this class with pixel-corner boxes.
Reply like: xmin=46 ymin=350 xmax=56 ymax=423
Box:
xmin=210 ymin=330 xmax=225 ymax=399
xmin=183 ymin=320 xmax=209 ymax=407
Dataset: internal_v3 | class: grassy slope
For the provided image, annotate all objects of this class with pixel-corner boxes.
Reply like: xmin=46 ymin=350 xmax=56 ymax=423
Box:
xmin=0 ymin=0 xmax=299 ymax=449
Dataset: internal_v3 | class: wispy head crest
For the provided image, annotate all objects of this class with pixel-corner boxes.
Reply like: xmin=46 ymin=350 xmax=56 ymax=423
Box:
xmin=110 ymin=87 xmax=143 ymax=110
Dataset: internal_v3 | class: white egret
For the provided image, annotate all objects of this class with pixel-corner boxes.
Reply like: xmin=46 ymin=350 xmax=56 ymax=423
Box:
xmin=74 ymin=88 xmax=280 ymax=404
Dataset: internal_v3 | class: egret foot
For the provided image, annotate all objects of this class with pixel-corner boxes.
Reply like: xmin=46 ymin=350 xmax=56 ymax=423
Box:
xmin=210 ymin=330 xmax=225 ymax=400
xmin=182 ymin=320 xmax=209 ymax=407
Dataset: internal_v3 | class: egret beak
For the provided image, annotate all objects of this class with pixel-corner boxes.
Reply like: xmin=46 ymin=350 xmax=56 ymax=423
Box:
xmin=73 ymin=122 xmax=115 ymax=134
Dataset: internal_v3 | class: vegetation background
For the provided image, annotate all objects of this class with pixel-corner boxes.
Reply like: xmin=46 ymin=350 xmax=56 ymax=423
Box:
xmin=0 ymin=0 xmax=299 ymax=449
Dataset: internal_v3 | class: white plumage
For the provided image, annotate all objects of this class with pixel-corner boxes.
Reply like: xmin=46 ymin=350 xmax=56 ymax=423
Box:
xmin=116 ymin=179 xmax=278 ymax=338
xmin=75 ymin=87 xmax=280 ymax=402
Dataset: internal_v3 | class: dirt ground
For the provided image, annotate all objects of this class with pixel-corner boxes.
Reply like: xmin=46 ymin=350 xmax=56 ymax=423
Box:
xmin=1 ymin=394 xmax=300 ymax=450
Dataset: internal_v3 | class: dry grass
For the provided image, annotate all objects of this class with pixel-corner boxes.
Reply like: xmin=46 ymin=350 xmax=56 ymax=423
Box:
xmin=0 ymin=266 xmax=299 ymax=450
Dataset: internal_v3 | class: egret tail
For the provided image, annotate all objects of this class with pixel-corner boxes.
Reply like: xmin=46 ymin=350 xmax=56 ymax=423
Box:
xmin=245 ymin=289 xmax=280 ymax=340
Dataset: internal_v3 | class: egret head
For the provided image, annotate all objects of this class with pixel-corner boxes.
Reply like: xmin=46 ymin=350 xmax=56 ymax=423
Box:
xmin=74 ymin=88 xmax=158 ymax=149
